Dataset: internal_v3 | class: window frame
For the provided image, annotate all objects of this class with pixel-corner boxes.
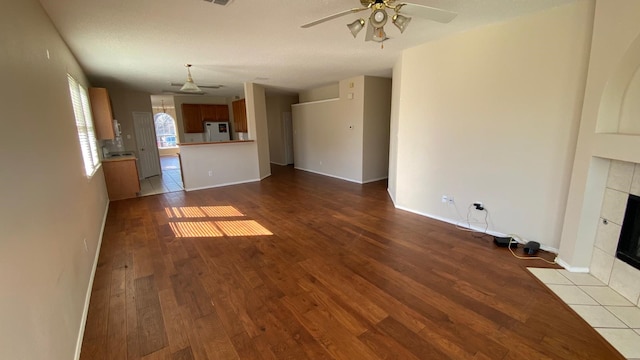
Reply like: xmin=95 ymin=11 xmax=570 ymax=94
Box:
xmin=67 ymin=74 xmax=100 ymax=178
xmin=154 ymin=112 xmax=178 ymax=149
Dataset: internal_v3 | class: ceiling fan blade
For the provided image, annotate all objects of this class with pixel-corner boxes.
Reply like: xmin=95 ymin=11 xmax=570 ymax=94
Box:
xmin=301 ymin=7 xmax=369 ymax=28
xmin=170 ymin=82 xmax=221 ymax=89
xmin=398 ymin=3 xmax=457 ymax=24
xmin=364 ymin=20 xmax=374 ymax=42
xmin=162 ymin=89 xmax=206 ymax=95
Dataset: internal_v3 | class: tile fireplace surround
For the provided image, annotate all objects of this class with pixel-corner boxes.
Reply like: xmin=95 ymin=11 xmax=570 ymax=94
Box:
xmin=591 ymin=160 xmax=640 ymax=306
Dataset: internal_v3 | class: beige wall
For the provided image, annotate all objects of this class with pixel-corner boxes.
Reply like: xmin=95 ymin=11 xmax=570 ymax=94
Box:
xmin=363 ymin=77 xmax=392 ymax=182
xmin=106 ymin=88 xmax=153 ymax=151
xmin=390 ymin=2 xmax=593 ymax=250
xmin=245 ymin=83 xmax=271 ymax=179
xmin=179 ymin=143 xmax=259 ymax=190
xmin=266 ymin=94 xmax=298 ymax=165
xmin=559 ymin=0 xmax=640 ymax=270
xmin=299 ymin=83 xmax=339 ymax=103
xmin=0 ymin=1 xmax=109 ymax=359
xmin=292 ymin=76 xmax=366 ymax=182
xmin=292 ymin=75 xmax=391 ymax=183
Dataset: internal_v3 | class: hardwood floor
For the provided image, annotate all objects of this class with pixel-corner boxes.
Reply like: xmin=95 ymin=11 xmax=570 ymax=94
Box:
xmin=80 ymin=165 xmax=623 ymax=359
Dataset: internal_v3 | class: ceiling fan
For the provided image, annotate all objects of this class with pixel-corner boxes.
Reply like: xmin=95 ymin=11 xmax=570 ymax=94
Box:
xmin=301 ymin=0 xmax=457 ymax=44
xmin=164 ymin=64 xmax=222 ymax=95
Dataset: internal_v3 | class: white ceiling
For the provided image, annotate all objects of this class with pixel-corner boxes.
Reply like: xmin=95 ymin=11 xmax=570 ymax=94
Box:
xmin=38 ymin=0 xmax=577 ymax=100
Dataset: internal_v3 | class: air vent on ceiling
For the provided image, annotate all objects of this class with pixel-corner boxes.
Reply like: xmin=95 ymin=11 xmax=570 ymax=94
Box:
xmin=203 ymin=0 xmax=232 ymax=5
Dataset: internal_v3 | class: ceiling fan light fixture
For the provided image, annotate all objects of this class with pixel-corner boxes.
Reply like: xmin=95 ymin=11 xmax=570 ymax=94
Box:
xmin=372 ymin=27 xmax=387 ymax=42
xmin=370 ymin=8 xmax=388 ymax=28
xmin=180 ymin=64 xmax=202 ymax=93
xmin=347 ymin=18 xmax=366 ymax=38
xmin=392 ymin=14 xmax=411 ymax=33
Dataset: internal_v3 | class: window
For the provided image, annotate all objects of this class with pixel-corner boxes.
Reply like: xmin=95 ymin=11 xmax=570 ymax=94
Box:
xmin=154 ymin=112 xmax=178 ymax=148
xmin=67 ymin=74 xmax=100 ymax=177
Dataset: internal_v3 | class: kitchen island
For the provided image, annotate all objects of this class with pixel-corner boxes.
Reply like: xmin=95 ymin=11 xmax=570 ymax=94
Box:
xmin=178 ymin=140 xmax=260 ymax=191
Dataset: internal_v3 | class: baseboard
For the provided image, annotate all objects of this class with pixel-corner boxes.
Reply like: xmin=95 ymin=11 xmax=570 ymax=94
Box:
xmin=293 ymin=167 xmax=362 ymax=184
xmin=387 ymin=188 xmax=396 ymax=205
xmin=260 ymin=173 xmax=272 ymax=180
xmin=74 ymin=200 xmax=110 ymax=360
xmin=393 ymin=205 xmax=560 ymax=254
xmin=362 ymin=176 xmax=388 ymax=184
xmin=185 ymin=178 xmax=261 ymax=192
xmin=555 ymin=257 xmax=590 ymax=273
xmin=270 ymin=161 xmax=288 ymax=166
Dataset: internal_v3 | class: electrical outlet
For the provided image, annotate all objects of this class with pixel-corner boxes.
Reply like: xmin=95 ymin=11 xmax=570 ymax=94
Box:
xmin=442 ymin=195 xmax=448 ymax=203
xmin=83 ymin=238 xmax=88 ymax=252
xmin=208 ymin=170 xmax=213 ymax=177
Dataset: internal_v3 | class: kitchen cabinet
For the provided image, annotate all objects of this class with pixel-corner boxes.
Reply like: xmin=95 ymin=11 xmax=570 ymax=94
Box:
xmin=232 ymin=99 xmax=247 ymax=133
xmin=102 ymin=158 xmax=140 ymax=200
xmin=89 ymin=87 xmax=115 ymax=140
xmin=182 ymin=104 xmax=230 ymax=133
xmin=182 ymin=104 xmax=203 ymax=133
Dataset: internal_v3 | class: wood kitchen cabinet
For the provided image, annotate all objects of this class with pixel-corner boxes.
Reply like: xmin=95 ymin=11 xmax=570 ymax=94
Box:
xmin=232 ymin=99 xmax=248 ymax=133
xmin=102 ymin=158 xmax=140 ymax=200
xmin=89 ymin=87 xmax=115 ymax=140
xmin=182 ymin=104 xmax=203 ymax=133
xmin=182 ymin=104 xmax=230 ymax=133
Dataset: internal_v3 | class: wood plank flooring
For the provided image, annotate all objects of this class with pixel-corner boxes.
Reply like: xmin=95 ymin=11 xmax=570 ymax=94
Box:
xmin=80 ymin=165 xmax=624 ymax=359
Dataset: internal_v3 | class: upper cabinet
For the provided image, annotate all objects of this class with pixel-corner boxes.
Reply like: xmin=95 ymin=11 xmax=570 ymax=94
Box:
xmin=89 ymin=87 xmax=115 ymax=140
xmin=232 ymin=99 xmax=247 ymax=133
xmin=182 ymin=104 xmax=203 ymax=133
xmin=182 ymin=104 xmax=230 ymax=133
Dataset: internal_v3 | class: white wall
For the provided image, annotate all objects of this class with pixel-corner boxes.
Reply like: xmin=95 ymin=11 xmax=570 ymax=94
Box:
xmin=560 ymin=0 xmax=640 ymax=269
xmin=390 ymin=2 xmax=593 ymax=249
xmin=299 ymin=83 xmax=339 ymax=103
xmin=0 ymin=1 xmax=109 ymax=359
xmin=179 ymin=142 xmax=260 ymax=190
xmin=363 ymin=76 xmax=392 ymax=182
xmin=266 ymin=94 xmax=298 ymax=165
xmin=618 ymin=68 xmax=640 ymax=134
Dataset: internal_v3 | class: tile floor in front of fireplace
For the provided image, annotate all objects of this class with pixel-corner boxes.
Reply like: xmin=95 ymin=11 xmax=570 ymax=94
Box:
xmin=528 ymin=268 xmax=640 ymax=359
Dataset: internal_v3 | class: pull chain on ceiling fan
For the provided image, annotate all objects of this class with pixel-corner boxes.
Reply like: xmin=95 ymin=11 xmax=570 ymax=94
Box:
xmin=302 ymin=0 xmax=457 ymax=47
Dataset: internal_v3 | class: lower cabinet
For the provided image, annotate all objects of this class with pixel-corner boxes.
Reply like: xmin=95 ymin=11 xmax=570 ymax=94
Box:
xmin=103 ymin=159 xmax=141 ymax=200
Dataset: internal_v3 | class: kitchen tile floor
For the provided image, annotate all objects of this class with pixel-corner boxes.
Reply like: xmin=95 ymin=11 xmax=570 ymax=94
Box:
xmin=138 ymin=155 xmax=183 ymax=197
xmin=528 ymin=267 xmax=640 ymax=359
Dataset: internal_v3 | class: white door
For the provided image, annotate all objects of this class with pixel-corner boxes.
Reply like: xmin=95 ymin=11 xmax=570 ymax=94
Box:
xmin=283 ymin=112 xmax=294 ymax=165
xmin=133 ymin=112 xmax=161 ymax=179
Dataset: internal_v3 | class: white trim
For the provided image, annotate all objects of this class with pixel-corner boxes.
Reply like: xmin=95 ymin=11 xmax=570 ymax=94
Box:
xmin=75 ymin=201 xmax=110 ymax=360
xmin=293 ymin=167 xmax=362 ymax=184
xmin=362 ymin=176 xmax=388 ymax=184
xmin=260 ymin=173 xmax=272 ymax=180
xmin=393 ymin=204 xmax=560 ymax=254
xmin=387 ymin=188 xmax=396 ymax=205
xmin=184 ymin=178 xmax=261 ymax=192
xmin=555 ymin=257 xmax=590 ymax=273
xmin=270 ymin=161 xmax=288 ymax=166
xmin=291 ymin=98 xmax=340 ymax=106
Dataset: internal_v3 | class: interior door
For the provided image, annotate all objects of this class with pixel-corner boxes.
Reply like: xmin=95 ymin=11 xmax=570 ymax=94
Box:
xmin=133 ymin=111 xmax=161 ymax=179
xmin=283 ymin=112 xmax=294 ymax=165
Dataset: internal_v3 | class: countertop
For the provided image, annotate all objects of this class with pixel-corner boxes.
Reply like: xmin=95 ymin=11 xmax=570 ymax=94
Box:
xmin=102 ymin=153 xmax=137 ymax=162
xmin=179 ymin=140 xmax=255 ymax=146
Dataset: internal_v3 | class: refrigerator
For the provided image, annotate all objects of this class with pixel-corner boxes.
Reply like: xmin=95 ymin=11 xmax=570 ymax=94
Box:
xmin=204 ymin=121 xmax=231 ymax=142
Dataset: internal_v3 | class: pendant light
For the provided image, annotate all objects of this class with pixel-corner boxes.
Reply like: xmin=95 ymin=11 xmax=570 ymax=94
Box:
xmin=180 ymin=64 xmax=202 ymax=93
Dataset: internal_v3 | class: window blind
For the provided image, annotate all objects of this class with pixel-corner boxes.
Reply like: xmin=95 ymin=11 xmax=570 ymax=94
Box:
xmin=67 ymin=74 xmax=100 ymax=177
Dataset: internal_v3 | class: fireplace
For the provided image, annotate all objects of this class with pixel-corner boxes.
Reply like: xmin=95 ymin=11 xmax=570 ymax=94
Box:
xmin=617 ymin=194 xmax=640 ymax=271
